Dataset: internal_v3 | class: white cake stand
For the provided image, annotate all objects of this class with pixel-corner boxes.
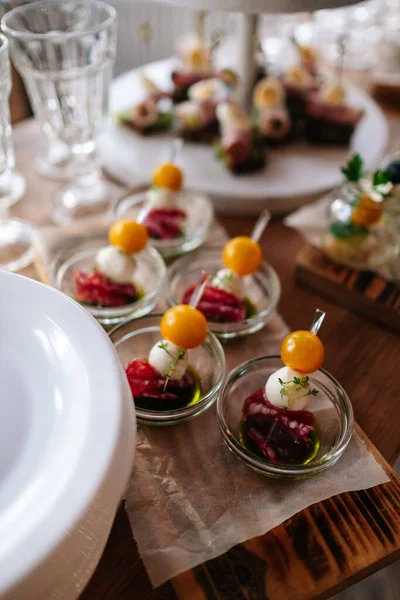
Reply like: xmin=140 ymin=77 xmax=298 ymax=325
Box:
xmin=100 ymin=56 xmax=388 ymax=214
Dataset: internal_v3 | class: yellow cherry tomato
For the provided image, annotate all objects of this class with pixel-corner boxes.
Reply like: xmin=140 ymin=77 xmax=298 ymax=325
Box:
xmin=281 ymin=330 xmax=325 ymax=373
xmin=222 ymin=237 xmax=262 ymax=276
xmin=351 ymin=194 xmax=383 ymax=227
xmin=160 ymin=305 xmax=208 ymax=349
xmin=152 ymin=162 xmax=183 ymax=191
xmin=109 ymin=220 xmax=148 ymax=254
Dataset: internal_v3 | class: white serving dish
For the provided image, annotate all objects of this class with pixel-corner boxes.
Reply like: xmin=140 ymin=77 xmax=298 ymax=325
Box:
xmin=0 ymin=272 xmax=136 ymax=600
xmin=99 ymin=57 xmax=388 ymax=215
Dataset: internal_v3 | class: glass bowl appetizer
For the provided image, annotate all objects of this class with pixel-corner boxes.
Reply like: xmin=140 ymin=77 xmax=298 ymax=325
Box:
xmin=325 ymin=155 xmax=399 ymax=270
xmin=109 ymin=307 xmax=225 ymax=426
xmin=112 ymin=161 xmax=213 ymax=259
xmin=167 ymin=216 xmax=280 ymax=339
xmin=52 ymin=220 xmax=166 ymax=327
xmin=217 ymin=310 xmax=354 ymax=478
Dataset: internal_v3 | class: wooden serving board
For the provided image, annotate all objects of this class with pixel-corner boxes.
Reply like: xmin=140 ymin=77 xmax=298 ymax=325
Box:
xmin=295 ymin=244 xmax=400 ymax=334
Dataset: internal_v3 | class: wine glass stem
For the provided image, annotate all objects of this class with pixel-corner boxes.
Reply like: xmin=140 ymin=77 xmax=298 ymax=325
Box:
xmin=70 ymin=140 xmax=102 ymax=191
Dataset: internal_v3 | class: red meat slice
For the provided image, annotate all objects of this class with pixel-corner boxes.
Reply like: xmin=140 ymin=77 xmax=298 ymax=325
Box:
xmin=242 ymin=388 xmax=316 ymax=464
xmin=72 ymin=269 xmax=137 ymax=308
xmin=182 ymin=281 xmax=246 ymax=323
xmin=144 ymin=208 xmax=187 ymax=240
xmin=125 ymin=358 xmax=195 ymax=403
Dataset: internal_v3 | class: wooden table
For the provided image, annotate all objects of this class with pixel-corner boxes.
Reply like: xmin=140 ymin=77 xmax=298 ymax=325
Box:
xmin=10 ymin=118 xmax=400 ymax=600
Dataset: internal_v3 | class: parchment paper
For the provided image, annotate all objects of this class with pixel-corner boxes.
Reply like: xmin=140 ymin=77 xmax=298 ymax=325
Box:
xmin=125 ymin=321 xmax=390 ymax=587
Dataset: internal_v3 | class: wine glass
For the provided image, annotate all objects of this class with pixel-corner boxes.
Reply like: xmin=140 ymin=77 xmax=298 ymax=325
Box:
xmin=0 ymin=33 xmax=34 ymax=272
xmin=2 ymin=0 xmax=117 ymax=225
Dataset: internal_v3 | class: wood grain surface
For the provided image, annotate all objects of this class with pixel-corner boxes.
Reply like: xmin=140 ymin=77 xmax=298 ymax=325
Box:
xmin=295 ymin=244 xmax=400 ymax=334
xmin=9 ymin=118 xmax=400 ymax=600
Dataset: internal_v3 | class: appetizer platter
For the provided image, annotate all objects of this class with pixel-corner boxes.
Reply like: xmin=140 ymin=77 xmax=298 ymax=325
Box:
xmin=101 ymin=48 xmax=388 ymax=213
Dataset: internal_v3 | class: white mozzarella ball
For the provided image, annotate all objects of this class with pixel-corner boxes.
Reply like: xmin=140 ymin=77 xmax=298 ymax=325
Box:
xmin=211 ymin=268 xmax=244 ymax=299
xmin=148 ymin=339 xmax=188 ymax=380
xmin=147 ymin=188 xmax=177 ymax=209
xmin=95 ymin=245 xmax=136 ymax=284
xmin=265 ymin=366 xmax=311 ymax=410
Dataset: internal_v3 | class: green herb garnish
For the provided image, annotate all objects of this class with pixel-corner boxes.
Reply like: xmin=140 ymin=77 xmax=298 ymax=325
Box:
xmin=329 ymin=221 xmax=368 ymax=240
xmin=155 ymin=111 xmax=174 ymax=129
xmin=214 ymin=140 xmax=224 ymax=160
xmin=243 ymin=297 xmax=257 ymax=319
xmin=372 ymin=169 xmax=391 ymax=189
xmin=157 ymin=341 xmax=186 ymax=386
xmin=341 ymin=153 xmax=364 ymax=182
xmin=278 ymin=376 xmax=319 ymax=401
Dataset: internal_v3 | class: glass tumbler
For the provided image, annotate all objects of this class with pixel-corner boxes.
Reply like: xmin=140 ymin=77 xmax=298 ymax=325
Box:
xmin=0 ymin=33 xmax=34 ymax=272
xmin=0 ymin=33 xmax=25 ymax=209
xmin=2 ymin=0 xmax=117 ymax=224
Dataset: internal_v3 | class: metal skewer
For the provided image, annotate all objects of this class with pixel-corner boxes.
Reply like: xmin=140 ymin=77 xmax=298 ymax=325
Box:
xmin=189 ymin=272 xmax=210 ymax=307
xmin=309 ymin=308 xmax=326 ymax=335
xmin=251 ymin=209 xmax=271 ymax=243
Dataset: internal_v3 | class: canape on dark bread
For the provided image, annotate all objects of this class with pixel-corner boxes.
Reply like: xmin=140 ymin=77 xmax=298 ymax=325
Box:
xmin=172 ymin=32 xmax=215 ymax=103
xmin=253 ymin=77 xmax=292 ymax=145
xmin=282 ymin=66 xmax=319 ymax=122
xmin=118 ymin=74 xmax=173 ymax=136
xmin=305 ymin=83 xmax=364 ymax=145
xmin=215 ymin=103 xmax=266 ymax=175
xmin=257 ymin=106 xmax=292 ymax=146
xmin=175 ymin=78 xmax=229 ymax=143
xmin=171 ymin=70 xmax=215 ymax=103
xmin=118 ymin=97 xmax=173 ymax=136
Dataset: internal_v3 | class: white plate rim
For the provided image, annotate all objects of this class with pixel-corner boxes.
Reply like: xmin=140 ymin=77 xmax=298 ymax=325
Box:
xmin=0 ymin=272 xmax=134 ymax=596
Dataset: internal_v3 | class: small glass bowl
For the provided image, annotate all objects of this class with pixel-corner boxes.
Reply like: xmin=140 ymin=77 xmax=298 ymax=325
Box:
xmin=112 ymin=190 xmax=214 ymax=259
xmin=51 ymin=236 xmax=166 ymax=327
xmin=217 ymin=355 xmax=354 ymax=479
xmin=109 ymin=314 xmax=226 ymax=426
xmin=167 ymin=247 xmax=281 ymax=340
xmin=326 ymin=189 xmax=399 ymax=271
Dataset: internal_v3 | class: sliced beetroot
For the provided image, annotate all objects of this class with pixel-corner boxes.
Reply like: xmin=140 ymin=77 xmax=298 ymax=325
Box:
xmin=125 ymin=358 xmax=197 ymax=410
xmin=72 ymin=269 xmax=137 ymax=308
xmin=144 ymin=208 xmax=187 ymax=240
xmin=182 ymin=281 xmax=246 ymax=323
xmin=242 ymin=388 xmax=316 ymax=464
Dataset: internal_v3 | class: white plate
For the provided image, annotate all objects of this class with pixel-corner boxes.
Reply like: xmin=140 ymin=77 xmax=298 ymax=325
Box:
xmin=100 ymin=58 xmax=389 ymax=214
xmin=0 ymin=272 xmax=136 ymax=600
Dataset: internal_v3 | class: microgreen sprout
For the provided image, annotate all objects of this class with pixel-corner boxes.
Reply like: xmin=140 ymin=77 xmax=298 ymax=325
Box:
xmin=278 ymin=376 xmax=319 ymax=399
xmin=157 ymin=341 xmax=186 ymax=388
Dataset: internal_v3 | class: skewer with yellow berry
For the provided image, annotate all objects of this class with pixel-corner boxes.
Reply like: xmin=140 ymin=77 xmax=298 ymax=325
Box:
xmin=142 ymin=160 xmax=187 ymax=240
xmin=72 ymin=220 xmax=149 ymax=308
xmin=125 ymin=276 xmax=210 ymax=411
xmin=182 ymin=210 xmax=270 ymax=323
xmin=239 ymin=309 xmax=326 ymax=465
